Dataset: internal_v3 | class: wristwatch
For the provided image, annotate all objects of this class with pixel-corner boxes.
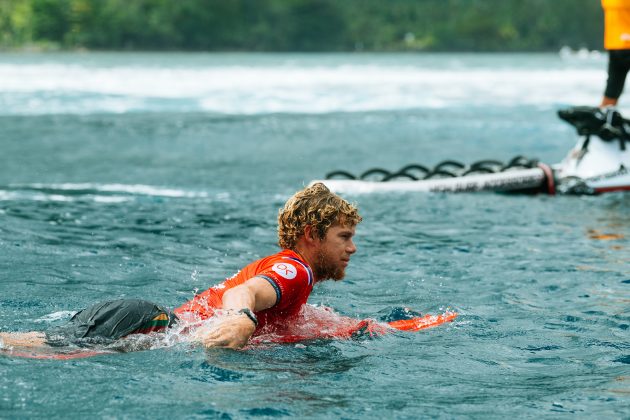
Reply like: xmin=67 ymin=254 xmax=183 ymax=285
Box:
xmin=238 ymin=308 xmax=258 ymax=327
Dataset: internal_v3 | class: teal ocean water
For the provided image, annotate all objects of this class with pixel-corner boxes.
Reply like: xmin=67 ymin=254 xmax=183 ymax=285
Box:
xmin=0 ymin=53 xmax=628 ymax=418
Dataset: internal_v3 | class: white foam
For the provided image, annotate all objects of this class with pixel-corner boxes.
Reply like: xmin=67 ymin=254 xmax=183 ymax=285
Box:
xmin=0 ymin=191 xmax=74 ymax=202
xmin=34 ymin=311 xmax=77 ymax=323
xmin=10 ymin=183 xmax=209 ymax=197
xmin=0 ymin=183 xmax=219 ymax=203
xmin=91 ymin=196 xmax=134 ymax=203
xmin=92 ymin=183 xmax=210 ymax=198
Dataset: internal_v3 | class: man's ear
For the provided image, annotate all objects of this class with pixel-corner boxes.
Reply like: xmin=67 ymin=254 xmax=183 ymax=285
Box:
xmin=303 ymin=225 xmax=317 ymax=243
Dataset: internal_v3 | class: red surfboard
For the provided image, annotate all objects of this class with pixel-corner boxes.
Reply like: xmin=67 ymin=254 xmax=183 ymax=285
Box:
xmin=387 ymin=312 xmax=459 ymax=331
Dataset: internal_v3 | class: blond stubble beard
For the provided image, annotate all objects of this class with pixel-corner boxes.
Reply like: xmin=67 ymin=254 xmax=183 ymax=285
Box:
xmin=313 ymin=248 xmax=346 ymax=281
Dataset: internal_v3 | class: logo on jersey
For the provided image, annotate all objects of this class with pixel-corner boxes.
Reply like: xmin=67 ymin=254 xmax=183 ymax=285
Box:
xmin=272 ymin=262 xmax=297 ymax=280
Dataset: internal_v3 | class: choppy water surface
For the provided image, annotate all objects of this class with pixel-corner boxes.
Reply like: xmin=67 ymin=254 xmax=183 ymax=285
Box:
xmin=0 ymin=53 xmax=628 ymax=418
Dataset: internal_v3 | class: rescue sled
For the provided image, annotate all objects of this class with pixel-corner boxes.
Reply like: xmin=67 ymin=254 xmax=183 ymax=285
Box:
xmin=314 ymin=106 xmax=630 ymax=195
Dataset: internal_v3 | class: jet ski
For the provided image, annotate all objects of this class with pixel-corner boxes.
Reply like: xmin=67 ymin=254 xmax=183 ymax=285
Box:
xmin=554 ymin=106 xmax=630 ymax=194
xmin=314 ymin=106 xmax=630 ymax=195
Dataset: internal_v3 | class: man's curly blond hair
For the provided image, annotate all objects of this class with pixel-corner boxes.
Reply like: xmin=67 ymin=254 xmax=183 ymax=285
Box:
xmin=278 ymin=183 xmax=362 ymax=250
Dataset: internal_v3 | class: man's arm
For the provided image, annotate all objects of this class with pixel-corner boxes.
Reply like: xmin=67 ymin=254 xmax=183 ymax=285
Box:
xmin=193 ymin=276 xmax=278 ymax=349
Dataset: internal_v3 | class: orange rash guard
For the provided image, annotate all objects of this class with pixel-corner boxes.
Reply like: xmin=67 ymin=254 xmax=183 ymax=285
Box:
xmin=174 ymin=249 xmax=314 ymax=330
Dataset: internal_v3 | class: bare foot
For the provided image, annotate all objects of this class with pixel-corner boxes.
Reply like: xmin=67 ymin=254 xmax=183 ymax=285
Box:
xmin=0 ymin=332 xmax=47 ymax=348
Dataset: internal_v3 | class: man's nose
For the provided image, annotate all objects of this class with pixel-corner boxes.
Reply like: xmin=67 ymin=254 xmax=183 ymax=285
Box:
xmin=347 ymin=240 xmax=357 ymax=254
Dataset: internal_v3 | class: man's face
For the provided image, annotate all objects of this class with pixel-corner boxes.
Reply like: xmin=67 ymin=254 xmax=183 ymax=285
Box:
xmin=313 ymin=223 xmax=357 ymax=281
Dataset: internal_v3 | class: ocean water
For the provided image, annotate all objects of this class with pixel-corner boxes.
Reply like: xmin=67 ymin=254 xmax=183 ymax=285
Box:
xmin=0 ymin=52 xmax=629 ymax=418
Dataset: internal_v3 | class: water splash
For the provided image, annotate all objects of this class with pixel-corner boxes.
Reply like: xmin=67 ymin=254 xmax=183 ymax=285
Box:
xmin=33 ymin=311 xmax=77 ymax=323
xmin=250 ymin=304 xmax=379 ymax=345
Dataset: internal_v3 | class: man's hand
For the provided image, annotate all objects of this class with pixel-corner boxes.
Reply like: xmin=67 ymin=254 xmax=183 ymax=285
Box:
xmin=192 ymin=276 xmax=277 ymax=349
xmin=192 ymin=313 xmax=257 ymax=349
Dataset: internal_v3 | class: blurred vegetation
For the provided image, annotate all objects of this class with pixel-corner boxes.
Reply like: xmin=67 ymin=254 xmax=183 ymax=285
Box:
xmin=0 ymin=0 xmax=604 ymax=52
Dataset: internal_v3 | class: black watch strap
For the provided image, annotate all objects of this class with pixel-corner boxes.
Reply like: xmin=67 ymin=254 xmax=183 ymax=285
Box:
xmin=238 ymin=308 xmax=258 ymax=327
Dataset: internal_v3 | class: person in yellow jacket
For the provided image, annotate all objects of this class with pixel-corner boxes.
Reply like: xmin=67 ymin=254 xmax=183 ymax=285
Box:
xmin=601 ymin=0 xmax=630 ymax=106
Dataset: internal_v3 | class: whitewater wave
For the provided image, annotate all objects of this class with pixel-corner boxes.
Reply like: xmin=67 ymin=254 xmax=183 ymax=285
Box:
xmin=0 ymin=53 xmax=609 ymax=115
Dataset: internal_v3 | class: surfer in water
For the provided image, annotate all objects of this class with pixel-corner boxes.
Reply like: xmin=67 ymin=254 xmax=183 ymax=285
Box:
xmin=0 ymin=183 xmax=362 ymax=350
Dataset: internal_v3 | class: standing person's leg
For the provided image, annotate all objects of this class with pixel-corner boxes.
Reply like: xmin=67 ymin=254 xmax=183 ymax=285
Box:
xmin=602 ymin=50 xmax=630 ymax=106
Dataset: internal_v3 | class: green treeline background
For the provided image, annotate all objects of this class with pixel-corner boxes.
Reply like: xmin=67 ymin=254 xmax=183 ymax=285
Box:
xmin=0 ymin=0 xmax=604 ymax=52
